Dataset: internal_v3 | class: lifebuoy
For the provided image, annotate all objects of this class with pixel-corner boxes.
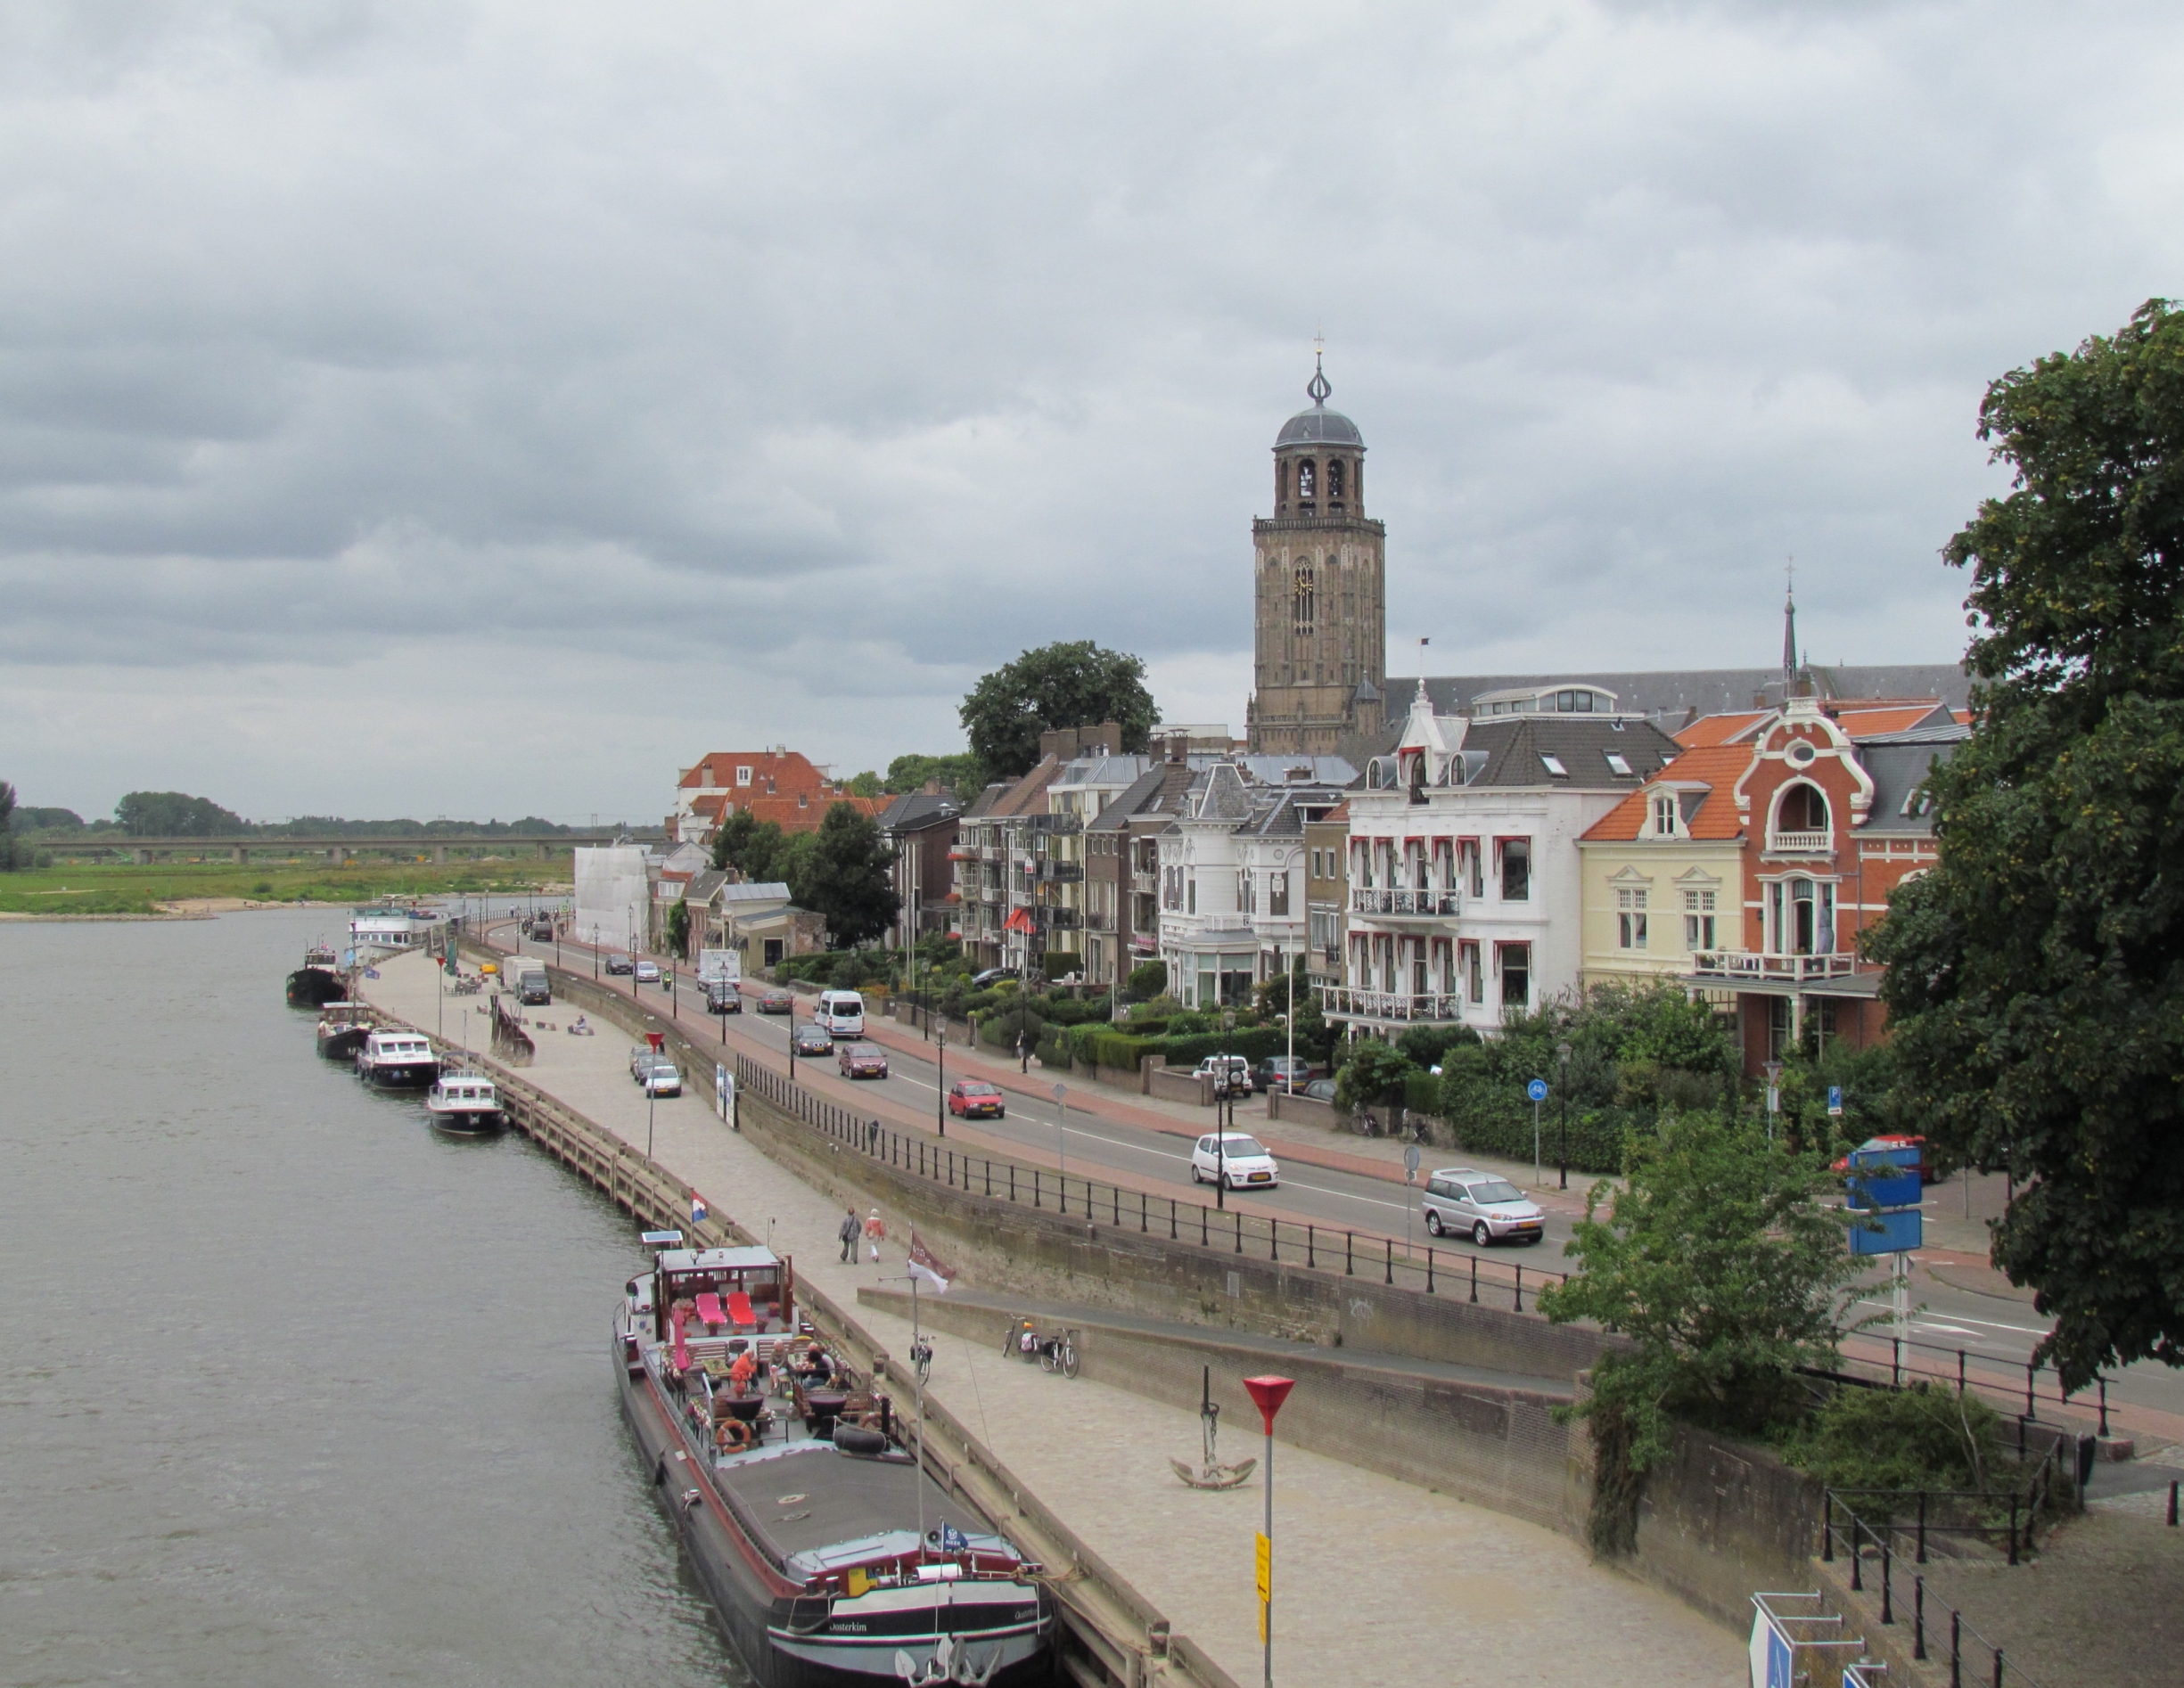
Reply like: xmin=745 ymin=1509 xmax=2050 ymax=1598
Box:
xmin=715 ymin=1417 xmax=754 ymax=1453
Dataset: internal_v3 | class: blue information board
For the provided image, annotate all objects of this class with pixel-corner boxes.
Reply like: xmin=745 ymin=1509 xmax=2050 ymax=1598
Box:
xmin=1846 ymin=1140 xmax=1921 ymax=1255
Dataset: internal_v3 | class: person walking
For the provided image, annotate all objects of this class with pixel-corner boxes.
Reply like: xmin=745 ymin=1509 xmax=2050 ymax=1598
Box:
xmin=863 ymin=1208 xmax=886 ymax=1266
xmin=837 ymin=1207 xmax=858 ymax=1263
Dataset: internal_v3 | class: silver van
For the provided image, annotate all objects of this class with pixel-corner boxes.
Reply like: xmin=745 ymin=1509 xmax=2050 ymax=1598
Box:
xmin=1421 ymin=1168 xmax=1545 ymax=1246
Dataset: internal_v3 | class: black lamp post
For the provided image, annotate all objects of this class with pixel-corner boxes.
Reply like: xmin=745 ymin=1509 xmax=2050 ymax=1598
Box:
xmin=1556 ymin=1040 xmax=1572 ymax=1190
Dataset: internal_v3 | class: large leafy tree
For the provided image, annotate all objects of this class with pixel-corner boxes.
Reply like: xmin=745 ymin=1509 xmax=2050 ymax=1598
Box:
xmin=798 ymin=802 xmax=899 ymax=948
xmin=958 ymin=642 xmax=1158 ymax=781
xmin=884 ymin=751 xmax=986 ymax=802
xmin=114 ymin=791 xmax=248 ymax=836
xmin=1868 ymin=299 xmax=2184 ymax=1389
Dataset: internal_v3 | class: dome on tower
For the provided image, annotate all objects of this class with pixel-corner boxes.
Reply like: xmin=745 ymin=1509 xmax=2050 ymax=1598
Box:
xmin=1275 ymin=356 xmax=1364 ymax=448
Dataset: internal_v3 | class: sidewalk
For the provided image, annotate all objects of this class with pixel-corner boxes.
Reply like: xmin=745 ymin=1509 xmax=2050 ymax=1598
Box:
xmin=365 ymin=946 xmax=1744 ymax=1687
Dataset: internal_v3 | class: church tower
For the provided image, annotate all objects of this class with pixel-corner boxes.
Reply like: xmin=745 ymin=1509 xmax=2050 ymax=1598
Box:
xmin=1246 ymin=356 xmax=1387 ymax=754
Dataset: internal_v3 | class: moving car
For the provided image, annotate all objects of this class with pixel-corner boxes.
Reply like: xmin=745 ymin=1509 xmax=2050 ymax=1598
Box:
xmin=792 ymin=1023 xmax=833 ymax=1057
xmin=704 ymin=979 xmax=743 ymax=1014
xmin=815 ymin=989 xmax=866 ymax=1038
xmin=837 ymin=1045 xmax=889 ymax=1080
xmin=1253 ymin=1055 xmax=1316 ymax=1094
xmin=1193 ymin=1054 xmax=1254 ymax=1096
xmin=637 ymin=1057 xmax=681 ymax=1097
xmin=1421 ymin=1168 xmax=1544 ymax=1246
xmin=634 ymin=959 xmax=662 ymax=985
xmin=947 ymin=1079 xmax=1006 ymax=1119
xmin=971 ymin=967 xmax=1019 ymax=988
xmin=605 ymin=954 xmax=635 ymax=975
xmin=756 ymin=989 xmax=794 ymax=1015
xmin=1189 ymin=1132 xmax=1279 ymax=1189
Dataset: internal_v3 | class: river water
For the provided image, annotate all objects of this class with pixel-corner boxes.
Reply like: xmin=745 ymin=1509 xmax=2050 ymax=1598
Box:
xmin=0 ymin=907 xmax=748 ymax=1687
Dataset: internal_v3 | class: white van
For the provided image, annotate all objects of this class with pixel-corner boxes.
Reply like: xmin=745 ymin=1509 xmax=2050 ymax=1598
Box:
xmin=814 ymin=989 xmax=866 ymax=1039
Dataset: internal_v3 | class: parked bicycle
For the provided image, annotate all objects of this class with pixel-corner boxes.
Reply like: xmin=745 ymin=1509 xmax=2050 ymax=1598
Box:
xmin=1000 ymin=1318 xmax=1080 ymax=1378
xmin=909 ymin=1333 xmax=933 ymax=1386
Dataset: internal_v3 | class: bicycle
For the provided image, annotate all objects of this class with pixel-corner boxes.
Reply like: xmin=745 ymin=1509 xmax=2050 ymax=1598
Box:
xmin=909 ymin=1333 xmax=933 ymax=1386
xmin=1038 ymin=1329 xmax=1080 ymax=1379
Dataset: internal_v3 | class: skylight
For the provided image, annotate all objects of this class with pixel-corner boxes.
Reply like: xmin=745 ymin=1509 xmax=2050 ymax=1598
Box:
xmin=1605 ymin=752 xmax=1633 ymax=776
xmin=1540 ymin=754 xmax=1569 ymax=777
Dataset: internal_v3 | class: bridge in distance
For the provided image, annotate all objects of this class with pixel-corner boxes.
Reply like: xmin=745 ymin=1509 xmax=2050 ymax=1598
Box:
xmin=43 ymin=830 xmax=662 ymax=864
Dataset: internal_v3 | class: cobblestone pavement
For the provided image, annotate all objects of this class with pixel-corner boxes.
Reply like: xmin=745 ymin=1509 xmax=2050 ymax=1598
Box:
xmin=365 ymin=951 xmax=1745 ymax=1685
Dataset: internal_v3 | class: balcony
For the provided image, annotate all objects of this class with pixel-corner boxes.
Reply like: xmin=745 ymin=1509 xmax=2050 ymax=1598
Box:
xmin=1081 ymin=910 xmax=1114 ymax=932
xmin=1040 ymin=907 xmax=1080 ymax=930
xmin=1037 ymin=860 xmax=1083 ymax=882
xmin=1766 ymin=830 xmax=1833 ymax=855
xmin=1686 ymin=951 xmax=1881 ymax=996
xmin=1350 ymin=886 xmax=1462 ymax=920
xmin=1320 ymin=985 xmax=1467 ymax=1025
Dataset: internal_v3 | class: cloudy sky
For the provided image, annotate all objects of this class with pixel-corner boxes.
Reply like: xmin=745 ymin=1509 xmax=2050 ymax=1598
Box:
xmin=3 ymin=2 xmax=2179 ymax=824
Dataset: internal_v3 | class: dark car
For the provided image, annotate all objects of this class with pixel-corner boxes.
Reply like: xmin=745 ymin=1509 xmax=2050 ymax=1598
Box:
xmin=947 ymin=1079 xmax=1006 ymax=1119
xmin=792 ymin=1022 xmax=834 ymax=1057
xmin=605 ymin=953 xmax=636 ymax=976
xmin=1253 ymin=1055 xmax=1317 ymax=1094
xmin=970 ymin=967 xmax=1019 ymax=988
xmin=1301 ymin=1078 xmax=1337 ymax=1103
xmin=704 ymin=981 xmax=742 ymax=1014
xmin=756 ymin=989 xmax=794 ymax=1015
xmin=838 ymin=1045 xmax=889 ymax=1080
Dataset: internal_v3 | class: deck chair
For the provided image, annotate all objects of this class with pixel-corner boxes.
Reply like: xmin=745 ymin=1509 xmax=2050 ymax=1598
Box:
xmin=726 ymin=1291 xmax=757 ymax=1331
xmin=694 ymin=1292 xmax=727 ymax=1330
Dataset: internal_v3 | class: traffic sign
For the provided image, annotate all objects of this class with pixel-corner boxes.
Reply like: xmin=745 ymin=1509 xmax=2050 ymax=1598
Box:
xmin=1404 ymin=1143 xmax=1421 ymax=1181
xmin=1526 ymin=1078 xmax=1548 ymax=1103
xmin=1827 ymin=1086 xmax=1844 ymax=1117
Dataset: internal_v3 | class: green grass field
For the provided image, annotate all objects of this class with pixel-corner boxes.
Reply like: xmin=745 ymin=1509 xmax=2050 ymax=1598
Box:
xmin=0 ymin=860 xmax=565 ymax=916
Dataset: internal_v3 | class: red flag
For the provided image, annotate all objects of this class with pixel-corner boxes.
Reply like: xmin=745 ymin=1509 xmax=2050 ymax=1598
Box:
xmin=906 ymin=1228 xmax=954 ymax=1295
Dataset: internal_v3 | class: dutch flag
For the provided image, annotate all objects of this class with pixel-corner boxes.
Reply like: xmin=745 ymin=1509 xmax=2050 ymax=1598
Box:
xmin=690 ymin=1191 xmax=709 ymax=1226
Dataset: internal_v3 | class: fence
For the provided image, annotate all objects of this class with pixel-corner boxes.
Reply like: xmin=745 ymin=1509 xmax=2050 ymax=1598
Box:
xmin=1817 ymin=1323 xmax=2121 ymax=1443
xmin=733 ymin=1053 xmax=1572 ymax=1316
xmin=1823 ymin=1499 xmax=2050 ymax=1688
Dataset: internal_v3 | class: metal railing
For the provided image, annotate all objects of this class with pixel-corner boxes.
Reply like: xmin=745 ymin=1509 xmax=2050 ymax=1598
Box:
xmin=1814 ymin=1323 xmax=2122 ymax=1442
xmin=733 ymin=1052 xmax=1569 ymax=1315
xmin=1824 ymin=1496 xmax=2051 ymax=1687
xmin=1350 ymin=886 xmax=1462 ymax=917
xmin=1319 ymin=985 xmax=1468 ymax=1023
xmin=1687 ymin=950 xmax=1865 ymax=982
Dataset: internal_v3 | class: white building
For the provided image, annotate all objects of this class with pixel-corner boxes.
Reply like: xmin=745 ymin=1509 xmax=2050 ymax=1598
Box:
xmin=1321 ymin=684 xmax=1682 ymax=1037
xmin=572 ymin=845 xmax=650 ymax=958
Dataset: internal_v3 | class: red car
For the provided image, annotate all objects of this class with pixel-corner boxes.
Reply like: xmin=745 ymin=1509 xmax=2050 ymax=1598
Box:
xmin=838 ymin=1046 xmax=890 ymax=1080
xmin=948 ymin=1079 xmax=1006 ymax=1119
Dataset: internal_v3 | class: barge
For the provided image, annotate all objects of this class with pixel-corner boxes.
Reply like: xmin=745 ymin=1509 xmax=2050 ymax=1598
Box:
xmin=286 ymin=943 xmax=349 ymax=1007
xmin=613 ymin=1245 xmax=1052 ymax=1687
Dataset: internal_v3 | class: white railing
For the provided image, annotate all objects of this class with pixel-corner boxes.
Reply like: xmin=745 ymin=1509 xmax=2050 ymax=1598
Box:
xmin=1688 ymin=951 xmax=1862 ymax=982
xmin=1319 ymin=985 xmax=1467 ymax=1023
xmin=1767 ymin=829 xmax=1833 ymax=854
xmin=1350 ymin=887 xmax=1462 ymax=917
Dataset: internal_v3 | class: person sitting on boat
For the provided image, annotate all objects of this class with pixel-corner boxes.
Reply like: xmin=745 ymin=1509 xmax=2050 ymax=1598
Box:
xmin=727 ymin=1346 xmax=758 ymax=1397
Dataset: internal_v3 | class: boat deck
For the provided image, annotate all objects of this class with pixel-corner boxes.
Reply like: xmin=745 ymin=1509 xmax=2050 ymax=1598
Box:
xmin=710 ymin=1439 xmax=992 ymax=1569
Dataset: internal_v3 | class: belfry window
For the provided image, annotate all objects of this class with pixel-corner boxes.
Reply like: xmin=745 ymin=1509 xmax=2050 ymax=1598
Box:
xmin=1327 ymin=459 xmax=1345 ymax=500
xmin=1297 ymin=460 xmax=1316 ymax=499
xmin=1293 ymin=563 xmax=1315 ymax=635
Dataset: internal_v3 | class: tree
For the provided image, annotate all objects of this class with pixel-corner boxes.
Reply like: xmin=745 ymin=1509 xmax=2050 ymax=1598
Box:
xmin=0 ymin=781 xmax=17 ymax=871
xmin=846 ymin=771 xmax=883 ymax=798
xmin=958 ymin=641 xmax=1159 ymax=781
xmin=711 ymin=810 xmax=786 ymax=881
xmin=1868 ymin=299 xmax=2184 ymax=1390
xmin=885 ymin=752 xmax=986 ymax=801
xmin=115 ymin=791 xmax=249 ymax=836
xmin=664 ymin=898 xmax=691 ymax=957
xmin=1334 ymin=1039 xmax=1417 ymax=1115
xmin=1537 ymin=1114 xmax=1865 ymax=1550
xmin=1125 ymin=958 xmax=1168 ymax=1000
xmin=798 ymin=801 xmax=899 ymax=948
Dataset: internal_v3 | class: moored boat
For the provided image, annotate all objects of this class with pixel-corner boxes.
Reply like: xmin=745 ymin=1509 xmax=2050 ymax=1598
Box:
xmin=286 ymin=944 xmax=349 ymax=1007
xmin=316 ymin=1004 xmax=374 ymax=1061
xmin=425 ymin=1070 xmax=504 ymax=1132
xmin=356 ymin=1028 xmax=440 ymax=1089
xmin=613 ymin=1246 xmax=1051 ymax=1687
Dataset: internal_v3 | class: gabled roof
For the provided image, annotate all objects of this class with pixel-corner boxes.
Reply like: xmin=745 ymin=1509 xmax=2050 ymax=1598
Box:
xmin=1838 ymin=702 xmax=1955 ymax=740
xmin=985 ymin=757 xmax=1061 ymax=818
xmin=876 ymin=792 xmax=959 ymax=832
xmin=1423 ymin=665 xmax=1970 ymax=723
xmin=1192 ymin=763 xmax=1253 ymax=823
xmin=1461 ymin=717 xmax=1682 ymax=789
xmin=1581 ymin=743 xmax=1757 ymax=842
xmin=1085 ymin=766 xmax=1172 ymax=834
xmin=1676 ymin=710 xmax=1771 ymax=749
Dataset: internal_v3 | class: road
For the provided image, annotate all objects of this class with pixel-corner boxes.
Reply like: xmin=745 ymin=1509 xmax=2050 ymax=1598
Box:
xmin=501 ymin=920 xmax=2184 ymax=1443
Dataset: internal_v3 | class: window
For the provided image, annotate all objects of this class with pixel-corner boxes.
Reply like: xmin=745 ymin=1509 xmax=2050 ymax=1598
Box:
xmin=1499 ymin=943 xmax=1530 ymax=1010
xmin=1297 ymin=459 xmax=1316 ymax=499
xmin=1460 ymin=840 xmax=1482 ymax=897
xmin=1238 ymin=871 xmax=1253 ymax=913
xmin=1650 ymin=794 xmax=1679 ymax=837
xmin=1186 ymin=876 xmax=1197 ymax=914
xmin=1499 ymin=840 xmax=1531 ymax=901
xmin=1269 ymin=872 xmax=1290 ymax=915
xmin=1605 ymin=751 xmax=1633 ymax=777
xmin=1768 ymin=877 xmax=1835 ymax=955
xmin=735 ymin=766 xmax=753 ymax=786
xmin=1327 ymin=458 xmax=1345 ymax=500
xmin=1683 ymin=888 xmax=1717 ymax=950
xmin=1776 ymin=783 xmax=1830 ymax=835
xmin=1540 ymin=754 xmax=1569 ymax=778
xmin=1463 ymin=940 xmax=1482 ymax=1003
xmin=1617 ymin=888 xmax=1648 ymax=950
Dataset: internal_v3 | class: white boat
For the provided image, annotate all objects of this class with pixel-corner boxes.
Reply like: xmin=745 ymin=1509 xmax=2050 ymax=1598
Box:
xmin=356 ymin=1028 xmax=440 ymax=1089
xmin=425 ymin=1071 xmax=504 ymax=1132
xmin=349 ymin=901 xmax=450 ymax=957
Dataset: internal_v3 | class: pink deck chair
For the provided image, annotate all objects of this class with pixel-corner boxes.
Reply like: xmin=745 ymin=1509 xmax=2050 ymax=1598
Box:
xmin=694 ymin=1292 xmax=727 ymax=1330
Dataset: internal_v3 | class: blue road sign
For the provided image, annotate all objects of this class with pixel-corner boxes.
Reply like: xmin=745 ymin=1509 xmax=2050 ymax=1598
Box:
xmin=1827 ymin=1085 xmax=1844 ymax=1116
xmin=1526 ymin=1078 xmax=1548 ymax=1103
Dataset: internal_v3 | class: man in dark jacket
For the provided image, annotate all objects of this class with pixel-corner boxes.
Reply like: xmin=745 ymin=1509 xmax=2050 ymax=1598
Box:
xmin=838 ymin=1208 xmax=858 ymax=1263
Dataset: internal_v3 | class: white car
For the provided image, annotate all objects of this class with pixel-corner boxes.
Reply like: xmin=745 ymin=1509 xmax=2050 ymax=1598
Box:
xmin=634 ymin=959 xmax=662 ymax=984
xmin=1421 ymin=1168 xmax=1544 ymax=1246
xmin=638 ymin=1057 xmax=681 ymax=1097
xmin=1189 ymin=1132 xmax=1279 ymax=1191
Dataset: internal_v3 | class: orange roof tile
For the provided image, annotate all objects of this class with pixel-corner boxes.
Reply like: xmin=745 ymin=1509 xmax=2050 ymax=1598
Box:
xmin=1581 ymin=743 xmax=1756 ymax=842
xmin=1837 ymin=703 xmax=1950 ymax=739
xmin=1675 ymin=710 xmax=1771 ymax=749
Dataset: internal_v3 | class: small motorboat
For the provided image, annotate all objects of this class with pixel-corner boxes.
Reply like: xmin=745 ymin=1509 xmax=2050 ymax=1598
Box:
xmin=316 ymin=1005 xmax=374 ymax=1062
xmin=425 ymin=1071 xmax=505 ymax=1132
xmin=356 ymin=1028 xmax=440 ymax=1089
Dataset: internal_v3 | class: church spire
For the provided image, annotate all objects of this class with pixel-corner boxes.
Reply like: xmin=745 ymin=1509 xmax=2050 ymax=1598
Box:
xmin=1781 ymin=558 xmax=1798 ymax=677
xmin=1306 ymin=348 xmax=1330 ymax=408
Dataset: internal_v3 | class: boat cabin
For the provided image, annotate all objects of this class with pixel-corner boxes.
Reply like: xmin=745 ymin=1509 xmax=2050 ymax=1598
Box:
xmin=653 ymin=1245 xmax=797 ymax=1357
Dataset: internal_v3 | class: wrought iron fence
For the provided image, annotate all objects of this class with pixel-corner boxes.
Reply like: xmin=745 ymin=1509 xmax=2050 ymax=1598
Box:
xmin=1824 ymin=1498 xmax=2050 ymax=1687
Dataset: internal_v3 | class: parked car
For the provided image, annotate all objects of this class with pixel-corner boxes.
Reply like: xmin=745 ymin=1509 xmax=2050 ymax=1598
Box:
xmin=792 ymin=1022 xmax=834 ymax=1057
xmin=947 ymin=1079 xmax=1006 ymax=1119
xmin=634 ymin=959 xmax=662 ymax=985
xmin=1421 ymin=1168 xmax=1544 ymax=1246
xmin=605 ymin=953 xmax=635 ymax=975
xmin=637 ymin=1057 xmax=681 ymax=1097
xmin=1253 ymin=1055 xmax=1317 ymax=1094
xmin=838 ymin=1045 xmax=889 ymax=1080
xmin=629 ymin=1045 xmax=659 ymax=1080
xmin=1301 ymin=1078 xmax=1338 ymax=1103
xmin=1192 ymin=1054 xmax=1255 ymax=1096
xmin=971 ymin=967 xmax=1019 ymax=988
xmin=704 ymin=980 xmax=742 ymax=1014
xmin=756 ymin=989 xmax=794 ymax=1015
xmin=1189 ymin=1132 xmax=1279 ymax=1190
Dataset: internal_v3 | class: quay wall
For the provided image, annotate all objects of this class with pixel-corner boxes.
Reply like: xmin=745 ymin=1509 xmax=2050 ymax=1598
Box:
xmin=505 ymin=951 xmax=1830 ymax=1638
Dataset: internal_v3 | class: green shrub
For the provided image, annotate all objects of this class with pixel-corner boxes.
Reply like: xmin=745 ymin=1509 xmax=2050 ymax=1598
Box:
xmin=981 ymin=1005 xmax=1045 ymax=1052
xmin=1039 ymin=996 xmax=1107 ymax=1028
xmin=1126 ymin=958 xmax=1167 ymax=998
xmin=1084 ymin=1030 xmax=1160 ymax=1071
xmin=1403 ymin=1070 xmax=1441 ymax=1115
xmin=1161 ymin=1028 xmax=1286 ymax=1067
xmin=1036 ymin=1026 xmax=1070 ymax=1067
xmin=1784 ymin=1382 xmax=2006 ymax=1498
xmin=1335 ymin=1040 xmax=1418 ymax=1112
xmin=1039 ymin=951 xmax=1082 ymax=979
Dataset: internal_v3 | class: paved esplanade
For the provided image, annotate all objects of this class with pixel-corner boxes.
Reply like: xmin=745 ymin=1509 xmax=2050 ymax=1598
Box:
xmin=368 ymin=952 xmax=1741 ymax=1685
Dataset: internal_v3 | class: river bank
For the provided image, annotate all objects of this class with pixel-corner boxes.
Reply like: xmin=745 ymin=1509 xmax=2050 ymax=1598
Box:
xmin=0 ymin=861 xmax=570 ymax=916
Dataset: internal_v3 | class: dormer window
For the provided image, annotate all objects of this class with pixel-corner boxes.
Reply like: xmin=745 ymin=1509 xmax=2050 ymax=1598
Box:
xmin=1650 ymin=794 xmax=1679 ymax=837
xmin=735 ymin=766 xmax=753 ymax=786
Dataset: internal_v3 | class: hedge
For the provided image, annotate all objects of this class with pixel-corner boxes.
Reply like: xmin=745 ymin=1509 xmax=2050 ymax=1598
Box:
xmin=1080 ymin=1029 xmax=1161 ymax=1071
xmin=1161 ymin=1028 xmax=1286 ymax=1067
xmin=1436 ymin=1098 xmax=1630 ymax=1176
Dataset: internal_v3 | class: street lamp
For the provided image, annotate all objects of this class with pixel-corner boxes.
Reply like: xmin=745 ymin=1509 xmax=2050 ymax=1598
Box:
xmin=935 ymin=1018 xmax=946 ymax=1137
xmin=1556 ymin=1040 xmax=1572 ymax=1190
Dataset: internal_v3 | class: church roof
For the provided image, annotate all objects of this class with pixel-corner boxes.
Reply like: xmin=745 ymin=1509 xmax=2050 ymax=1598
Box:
xmin=1274 ymin=356 xmax=1364 ymax=449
